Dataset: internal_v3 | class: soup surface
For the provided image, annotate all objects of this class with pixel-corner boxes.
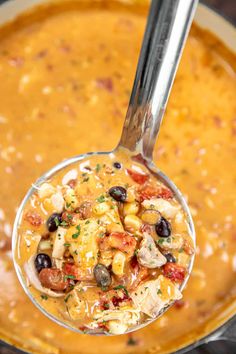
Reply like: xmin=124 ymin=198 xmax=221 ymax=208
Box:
xmin=0 ymin=1 xmax=235 ymax=353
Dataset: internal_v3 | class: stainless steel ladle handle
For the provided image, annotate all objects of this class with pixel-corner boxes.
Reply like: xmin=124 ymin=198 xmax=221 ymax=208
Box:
xmin=118 ymin=0 xmax=198 ymax=160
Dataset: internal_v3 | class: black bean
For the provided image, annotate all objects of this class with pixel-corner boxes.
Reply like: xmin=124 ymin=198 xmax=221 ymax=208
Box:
xmin=94 ymin=264 xmax=111 ymax=288
xmin=35 ymin=253 xmax=52 ymax=273
xmin=109 ymin=186 xmax=127 ymax=202
xmin=46 ymin=213 xmax=62 ymax=232
xmin=155 ymin=217 xmax=171 ymax=237
xmin=165 ymin=253 xmax=176 ymax=263
xmin=113 ymin=162 xmax=122 ymax=169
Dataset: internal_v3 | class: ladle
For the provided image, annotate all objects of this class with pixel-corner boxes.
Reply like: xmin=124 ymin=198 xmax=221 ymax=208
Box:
xmin=12 ymin=0 xmax=198 ymax=335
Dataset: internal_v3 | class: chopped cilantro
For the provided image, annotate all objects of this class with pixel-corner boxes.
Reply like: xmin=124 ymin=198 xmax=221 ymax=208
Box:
xmin=97 ymin=195 xmax=105 ymax=203
xmin=41 ymin=294 xmax=48 ymax=300
xmin=95 ymin=164 xmax=101 ymax=173
xmin=85 ymin=220 xmax=90 ymax=224
xmin=72 ymin=232 xmax=79 ymax=239
xmin=55 ymin=217 xmax=60 ymax=227
xmin=65 ymin=202 xmax=71 ymax=209
xmin=157 ymin=238 xmax=165 ymax=245
xmin=134 ymin=249 xmax=139 ymax=256
xmin=148 ymin=244 xmax=152 ymax=251
xmin=157 ymin=289 xmax=162 ymax=295
xmin=64 ymin=294 xmax=72 ymax=303
xmin=178 ymin=247 xmax=184 ymax=253
xmin=113 ymin=285 xmax=129 ymax=296
xmin=60 ymin=220 xmax=69 ymax=227
xmin=64 ymin=243 xmax=71 ymax=247
xmin=82 ymin=177 xmax=89 ymax=182
xmin=64 ymin=275 xmax=76 ymax=280
xmin=103 ymin=303 xmax=110 ymax=309
xmin=76 ymin=225 xmax=81 ymax=233
xmin=101 ymin=286 xmax=108 ymax=292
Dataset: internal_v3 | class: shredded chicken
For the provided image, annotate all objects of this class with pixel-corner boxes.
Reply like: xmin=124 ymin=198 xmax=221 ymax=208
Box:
xmin=130 ymin=275 xmax=182 ymax=318
xmin=138 ymin=232 xmax=166 ymax=268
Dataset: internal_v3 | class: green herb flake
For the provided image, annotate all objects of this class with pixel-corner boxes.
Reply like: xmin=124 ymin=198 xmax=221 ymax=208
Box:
xmin=72 ymin=232 xmax=79 ymax=239
xmin=113 ymin=285 xmax=129 ymax=296
xmin=85 ymin=220 xmax=90 ymax=224
xmin=157 ymin=289 xmax=162 ymax=295
xmin=64 ymin=243 xmax=71 ymax=247
xmin=41 ymin=294 xmax=48 ymax=300
xmin=95 ymin=164 xmax=101 ymax=173
xmin=104 ymin=303 xmax=110 ymax=309
xmin=148 ymin=244 xmax=152 ymax=251
xmin=97 ymin=195 xmax=105 ymax=203
xmin=55 ymin=217 xmax=60 ymax=227
xmin=60 ymin=220 xmax=69 ymax=227
xmin=178 ymin=247 xmax=184 ymax=253
xmin=64 ymin=294 xmax=72 ymax=303
xmin=157 ymin=238 xmax=165 ymax=245
xmin=83 ymin=177 xmax=89 ymax=183
xmin=76 ymin=225 xmax=81 ymax=233
xmin=64 ymin=275 xmax=76 ymax=281
xmin=65 ymin=202 xmax=71 ymax=209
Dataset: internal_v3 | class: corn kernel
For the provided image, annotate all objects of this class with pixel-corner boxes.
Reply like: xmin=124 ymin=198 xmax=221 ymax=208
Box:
xmin=112 ymin=251 xmax=126 ymax=275
xmin=124 ymin=214 xmax=142 ymax=231
xmin=64 ymin=188 xmax=79 ymax=210
xmin=106 ymin=222 xmax=124 ymax=233
xmin=123 ymin=201 xmax=139 ymax=216
xmin=93 ymin=202 xmax=110 ymax=215
xmin=126 ymin=186 xmax=136 ymax=202
xmin=43 ymin=198 xmax=54 ymax=213
xmin=141 ymin=209 xmax=161 ymax=224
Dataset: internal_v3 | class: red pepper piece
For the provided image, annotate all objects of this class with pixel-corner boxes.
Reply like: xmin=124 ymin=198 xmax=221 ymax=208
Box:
xmin=127 ymin=169 xmax=149 ymax=184
xmin=162 ymin=262 xmax=186 ymax=283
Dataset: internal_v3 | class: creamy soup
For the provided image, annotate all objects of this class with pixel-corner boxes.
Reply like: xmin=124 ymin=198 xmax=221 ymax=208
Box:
xmin=0 ymin=1 xmax=235 ymax=354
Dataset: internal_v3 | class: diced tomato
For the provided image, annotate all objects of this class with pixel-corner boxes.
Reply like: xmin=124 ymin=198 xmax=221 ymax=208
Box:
xmin=63 ymin=263 xmax=81 ymax=280
xmin=24 ymin=211 xmax=43 ymax=227
xmin=162 ymin=263 xmax=186 ymax=283
xmin=63 ymin=262 xmax=93 ymax=281
xmin=157 ymin=187 xmax=174 ymax=200
xmin=139 ymin=185 xmax=173 ymax=202
xmin=108 ymin=232 xmax=137 ymax=257
xmin=127 ymin=169 xmax=149 ymax=185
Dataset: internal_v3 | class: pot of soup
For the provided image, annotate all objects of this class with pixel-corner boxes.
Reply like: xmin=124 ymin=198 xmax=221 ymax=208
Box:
xmin=0 ymin=0 xmax=235 ymax=353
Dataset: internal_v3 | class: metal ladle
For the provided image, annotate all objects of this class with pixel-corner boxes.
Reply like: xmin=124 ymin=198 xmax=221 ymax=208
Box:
xmin=12 ymin=0 xmax=198 ymax=335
